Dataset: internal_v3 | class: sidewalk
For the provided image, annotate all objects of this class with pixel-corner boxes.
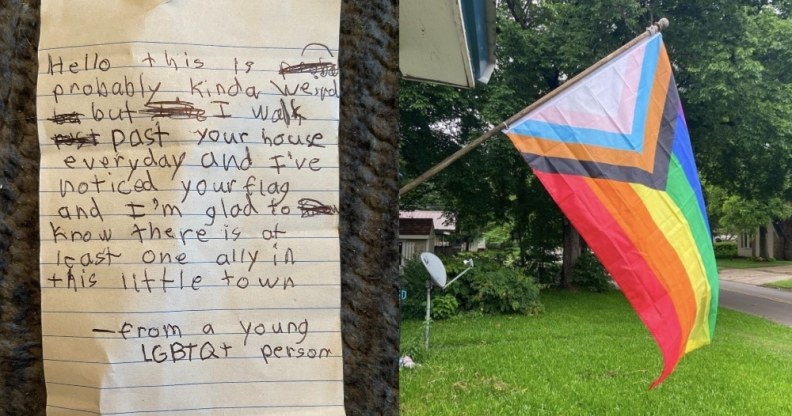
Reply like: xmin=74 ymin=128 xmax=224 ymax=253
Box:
xmin=718 ymin=264 xmax=792 ymax=286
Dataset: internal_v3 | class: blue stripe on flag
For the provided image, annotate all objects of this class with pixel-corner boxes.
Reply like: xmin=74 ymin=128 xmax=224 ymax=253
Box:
xmin=507 ymin=35 xmax=662 ymax=153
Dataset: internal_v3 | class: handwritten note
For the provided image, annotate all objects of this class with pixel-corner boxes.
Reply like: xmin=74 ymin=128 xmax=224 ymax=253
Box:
xmin=37 ymin=1 xmax=343 ymax=414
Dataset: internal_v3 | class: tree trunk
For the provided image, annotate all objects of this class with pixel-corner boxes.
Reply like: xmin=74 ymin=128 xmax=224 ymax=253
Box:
xmin=339 ymin=1 xmax=400 ymax=413
xmin=561 ymin=219 xmax=581 ymax=289
xmin=759 ymin=225 xmax=768 ymax=259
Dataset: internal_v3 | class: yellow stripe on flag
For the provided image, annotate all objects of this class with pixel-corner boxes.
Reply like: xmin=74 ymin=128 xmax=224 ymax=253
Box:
xmin=631 ymin=183 xmax=712 ymax=352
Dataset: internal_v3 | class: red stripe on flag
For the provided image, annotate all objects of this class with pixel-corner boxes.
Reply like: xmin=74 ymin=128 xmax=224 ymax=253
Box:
xmin=534 ymin=170 xmax=684 ymax=386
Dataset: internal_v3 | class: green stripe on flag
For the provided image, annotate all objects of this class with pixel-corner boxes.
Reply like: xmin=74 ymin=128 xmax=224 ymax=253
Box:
xmin=666 ymin=155 xmax=719 ymax=339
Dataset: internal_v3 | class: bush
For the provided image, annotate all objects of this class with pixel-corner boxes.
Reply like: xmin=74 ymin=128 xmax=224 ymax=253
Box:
xmin=572 ymin=250 xmax=612 ymax=292
xmin=399 ymin=257 xmax=431 ymax=320
xmin=714 ymin=241 xmax=738 ymax=259
xmin=431 ymin=294 xmax=459 ymax=320
xmin=445 ymin=252 xmax=543 ymax=316
xmin=399 ymin=258 xmax=460 ymax=320
xmin=469 ymin=267 xmax=543 ymax=315
xmin=523 ymin=249 xmax=562 ymax=287
xmin=399 ymin=252 xmax=544 ymax=320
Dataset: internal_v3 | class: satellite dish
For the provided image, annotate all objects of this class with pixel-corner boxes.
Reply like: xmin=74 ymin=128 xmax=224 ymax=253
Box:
xmin=418 ymin=252 xmax=474 ymax=350
xmin=420 ymin=252 xmax=447 ymax=287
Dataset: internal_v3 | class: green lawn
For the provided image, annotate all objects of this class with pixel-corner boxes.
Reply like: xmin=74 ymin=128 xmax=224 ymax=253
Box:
xmin=400 ymin=291 xmax=792 ymax=415
xmin=763 ymin=279 xmax=792 ymax=291
xmin=716 ymin=257 xmax=792 ymax=270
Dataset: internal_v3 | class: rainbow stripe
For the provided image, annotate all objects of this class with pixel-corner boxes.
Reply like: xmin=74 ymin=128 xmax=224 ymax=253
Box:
xmin=504 ymin=33 xmax=718 ymax=387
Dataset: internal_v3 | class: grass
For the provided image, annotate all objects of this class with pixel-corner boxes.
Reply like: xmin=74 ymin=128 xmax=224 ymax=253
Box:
xmin=400 ymin=291 xmax=792 ymax=415
xmin=716 ymin=257 xmax=792 ymax=270
xmin=762 ymin=279 xmax=792 ymax=291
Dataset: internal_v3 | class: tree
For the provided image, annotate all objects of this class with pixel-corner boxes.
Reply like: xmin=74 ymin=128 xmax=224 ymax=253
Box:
xmin=663 ymin=1 xmax=792 ymax=201
xmin=400 ymin=0 xmax=792 ymax=285
xmin=401 ymin=0 xmax=648 ymax=286
xmin=661 ymin=1 xmax=792 ymax=259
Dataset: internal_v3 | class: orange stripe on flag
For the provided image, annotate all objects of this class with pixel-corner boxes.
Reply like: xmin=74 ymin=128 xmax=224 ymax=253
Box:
xmin=636 ymin=44 xmax=672 ymax=174
xmin=585 ymin=177 xmax=697 ymax=352
xmin=508 ymin=45 xmax=673 ymax=175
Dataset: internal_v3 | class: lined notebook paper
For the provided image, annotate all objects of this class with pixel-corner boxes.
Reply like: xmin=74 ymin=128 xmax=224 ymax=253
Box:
xmin=37 ymin=1 xmax=343 ymax=414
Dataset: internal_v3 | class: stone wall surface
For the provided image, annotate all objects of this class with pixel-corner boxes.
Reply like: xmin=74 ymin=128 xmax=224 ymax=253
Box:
xmin=0 ymin=1 xmax=399 ymax=415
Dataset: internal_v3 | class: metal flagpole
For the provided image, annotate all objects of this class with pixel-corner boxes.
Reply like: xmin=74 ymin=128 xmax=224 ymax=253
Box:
xmin=424 ymin=278 xmax=431 ymax=350
xmin=399 ymin=18 xmax=670 ymax=197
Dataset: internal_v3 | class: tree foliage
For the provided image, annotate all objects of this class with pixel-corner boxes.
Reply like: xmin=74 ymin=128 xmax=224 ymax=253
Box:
xmin=400 ymin=0 xmax=792 ymax=268
xmin=663 ymin=0 xmax=792 ymax=200
xmin=721 ymin=195 xmax=792 ymax=234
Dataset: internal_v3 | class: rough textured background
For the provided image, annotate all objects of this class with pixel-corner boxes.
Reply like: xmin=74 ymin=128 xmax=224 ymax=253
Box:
xmin=339 ymin=0 xmax=400 ymax=414
xmin=1 ymin=1 xmax=46 ymax=414
xmin=0 ymin=1 xmax=399 ymax=414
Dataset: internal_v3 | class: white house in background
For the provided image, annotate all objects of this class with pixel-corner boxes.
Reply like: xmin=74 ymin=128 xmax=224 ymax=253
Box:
xmin=737 ymin=230 xmax=761 ymax=258
xmin=399 ymin=210 xmax=456 ymax=247
xmin=398 ymin=218 xmax=435 ymax=265
xmin=737 ymin=220 xmax=790 ymax=259
xmin=399 ymin=210 xmax=486 ymax=255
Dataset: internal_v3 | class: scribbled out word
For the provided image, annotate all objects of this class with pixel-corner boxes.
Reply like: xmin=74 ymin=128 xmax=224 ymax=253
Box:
xmin=140 ymin=98 xmax=206 ymax=121
xmin=47 ymin=111 xmax=84 ymax=125
xmin=50 ymin=130 xmax=99 ymax=150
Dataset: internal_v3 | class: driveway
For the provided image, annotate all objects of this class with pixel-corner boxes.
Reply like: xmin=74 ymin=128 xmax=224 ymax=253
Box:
xmin=718 ymin=265 xmax=792 ymax=327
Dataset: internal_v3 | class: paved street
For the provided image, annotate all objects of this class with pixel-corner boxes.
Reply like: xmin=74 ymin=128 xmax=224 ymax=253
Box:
xmin=718 ymin=265 xmax=792 ymax=327
xmin=720 ymin=281 xmax=792 ymax=326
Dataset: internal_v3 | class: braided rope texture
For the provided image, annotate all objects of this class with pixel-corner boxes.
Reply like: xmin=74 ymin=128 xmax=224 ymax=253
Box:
xmin=339 ymin=0 xmax=399 ymax=414
xmin=1 ymin=1 xmax=46 ymax=414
